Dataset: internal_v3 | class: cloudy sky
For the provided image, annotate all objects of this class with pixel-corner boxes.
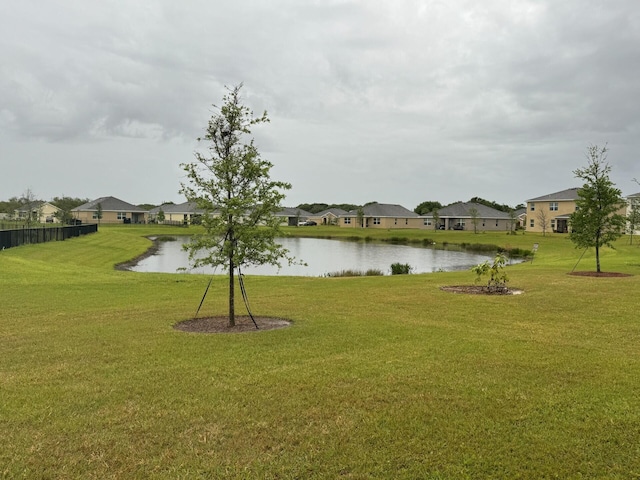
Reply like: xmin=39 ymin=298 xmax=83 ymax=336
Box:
xmin=1 ymin=1 xmax=639 ymax=209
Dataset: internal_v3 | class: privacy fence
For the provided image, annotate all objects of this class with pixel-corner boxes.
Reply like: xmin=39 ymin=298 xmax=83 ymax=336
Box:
xmin=0 ymin=224 xmax=98 ymax=250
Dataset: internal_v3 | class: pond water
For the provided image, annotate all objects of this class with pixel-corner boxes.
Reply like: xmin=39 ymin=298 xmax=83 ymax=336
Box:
xmin=130 ymin=236 xmax=495 ymax=277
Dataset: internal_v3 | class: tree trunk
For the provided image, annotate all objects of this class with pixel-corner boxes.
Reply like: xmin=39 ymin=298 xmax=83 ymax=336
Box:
xmin=595 ymin=243 xmax=601 ymax=273
xmin=228 ymin=254 xmax=235 ymax=327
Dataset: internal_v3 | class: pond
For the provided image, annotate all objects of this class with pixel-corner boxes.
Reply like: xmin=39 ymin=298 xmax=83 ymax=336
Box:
xmin=130 ymin=236 xmax=496 ymax=277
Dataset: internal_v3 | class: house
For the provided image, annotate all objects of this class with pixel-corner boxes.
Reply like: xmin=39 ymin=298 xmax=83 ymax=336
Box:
xmin=308 ymin=208 xmax=348 ymax=226
xmin=339 ymin=203 xmax=422 ymax=229
xmin=427 ymin=202 xmax=512 ymax=231
xmin=276 ymin=207 xmax=314 ymax=226
xmin=15 ymin=201 xmax=62 ymax=223
xmin=627 ymin=192 xmax=640 ymax=235
xmin=525 ymin=188 xmax=581 ymax=233
xmin=148 ymin=202 xmax=204 ymax=225
xmin=72 ymin=196 xmax=148 ymax=224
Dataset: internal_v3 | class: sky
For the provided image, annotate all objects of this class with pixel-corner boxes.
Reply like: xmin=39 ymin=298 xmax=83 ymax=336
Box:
xmin=1 ymin=1 xmax=639 ymax=209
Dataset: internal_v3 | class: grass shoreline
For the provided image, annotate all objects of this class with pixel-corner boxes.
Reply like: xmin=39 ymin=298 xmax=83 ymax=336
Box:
xmin=1 ymin=225 xmax=639 ymax=478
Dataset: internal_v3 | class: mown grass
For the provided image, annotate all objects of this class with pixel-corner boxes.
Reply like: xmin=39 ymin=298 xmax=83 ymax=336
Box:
xmin=1 ymin=224 xmax=640 ymax=478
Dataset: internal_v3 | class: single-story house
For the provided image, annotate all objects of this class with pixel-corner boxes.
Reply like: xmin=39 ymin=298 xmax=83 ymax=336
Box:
xmin=15 ymin=201 xmax=62 ymax=223
xmin=308 ymin=208 xmax=348 ymax=226
xmin=339 ymin=203 xmax=422 ymax=229
xmin=148 ymin=202 xmax=204 ymax=225
xmin=426 ymin=202 xmax=512 ymax=231
xmin=276 ymin=207 xmax=314 ymax=226
xmin=72 ymin=196 xmax=148 ymax=224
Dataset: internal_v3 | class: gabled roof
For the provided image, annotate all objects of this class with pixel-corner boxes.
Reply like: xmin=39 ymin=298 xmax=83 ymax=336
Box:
xmin=15 ymin=201 xmax=59 ymax=213
xmin=72 ymin=196 xmax=148 ymax=213
xmin=627 ymin=192 xmax=640 ymax=199
xmin=315 ymin=208 xmax=348 ymax=217
xmin=149 ymin=201 xmax=204 ymax=215
xmin=345 ymin=203 xmax=419 ymax=218
xmin=276 ymin=207 xmax=314 ymax=217
xmin=434 ymin=202 xmax=511 ymax=219
xmin=526 ymin=188 xmax=581 ymax=202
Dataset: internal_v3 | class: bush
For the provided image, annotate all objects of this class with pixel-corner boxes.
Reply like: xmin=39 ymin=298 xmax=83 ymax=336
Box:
xmin=471 ymin=253 xmax=509 ymax=292
xmin=390 ymin=263 xmax=412 ymax=275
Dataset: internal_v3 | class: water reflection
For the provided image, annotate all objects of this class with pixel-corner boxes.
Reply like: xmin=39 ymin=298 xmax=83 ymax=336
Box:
xmin=131 ymin=236 xmax=495 ymax=276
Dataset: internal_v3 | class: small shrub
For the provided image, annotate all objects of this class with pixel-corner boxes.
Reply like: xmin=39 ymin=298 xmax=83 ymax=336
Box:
xmin=471 ymin=253 xmax=509 ymax=292
xmin=390 ymin=262 xmax=412 ymax=275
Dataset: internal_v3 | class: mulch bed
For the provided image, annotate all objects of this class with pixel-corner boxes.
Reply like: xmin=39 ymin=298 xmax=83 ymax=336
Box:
xmin=568 ymin=271 xmax=632 ymax=277
xmin=440 ymin=286 xmax=523 ymax=295
xmin=174 ymin=315 xmax=292 ymax=334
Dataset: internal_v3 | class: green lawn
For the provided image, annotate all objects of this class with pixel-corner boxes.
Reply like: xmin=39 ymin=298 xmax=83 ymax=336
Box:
xmin=1 ymin=225 xmax=639 ymax=478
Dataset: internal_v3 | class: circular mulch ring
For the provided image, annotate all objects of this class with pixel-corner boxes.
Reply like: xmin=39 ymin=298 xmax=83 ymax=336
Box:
xmin=568 ymin=271 xmax=632 ymax=278
xmin=440 ymin=285 xmax=524 ymax=295
xmin=174 ymin=316 xmax=292 ymax=334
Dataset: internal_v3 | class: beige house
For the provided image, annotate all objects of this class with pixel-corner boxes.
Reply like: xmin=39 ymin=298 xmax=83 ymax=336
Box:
xmin=149 ymin=202 xmax=204 ymax=225
xmin=308 ymin=208 xmax=348 ymax=226
xmin=340 ymin=204 xmax=423 ymax=229
xmin=427 ymin=202 xmax=513 ymax=231
xmin=627 ymin=192 xmax=640 ymax=235
xmin=15 ymin=201 xmax=61 ymax=223
xmin=525 ymin=188 xmax=581 ymax=233
xmin=276 ymin=207 xmax=314 ymax=226
xmin=72 ymin=196 xmax=148 ymax=224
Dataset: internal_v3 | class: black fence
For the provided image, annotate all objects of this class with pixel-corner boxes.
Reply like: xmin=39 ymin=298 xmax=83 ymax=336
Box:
xmin=0 ymin=224 xmax=98 ymax=250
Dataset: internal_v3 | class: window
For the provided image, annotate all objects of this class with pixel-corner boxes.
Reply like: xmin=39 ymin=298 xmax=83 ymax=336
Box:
xmin=530 ymin=219 xmax=535 ymax=228
xmin=373 ymin=217 xmax=381 ymax=225
xmin=530 ymin=203 xmax=535 ymax=211
xmin=394 ymin=218 xmax=397 ymax=225
xmin=405 ymin=219 xmax=408 ymax=225
xmin=550 ymin=202 xmax=558 ymax=211
xmin=344 ymin=217 xmax=351 ymax=225
xmin=117 ymin=212 xmax=126 ymax=220
xmin=551 ymin=219 xmax=556 ymax=230
xmin=424 ymin=218 xmax=432 ymax=226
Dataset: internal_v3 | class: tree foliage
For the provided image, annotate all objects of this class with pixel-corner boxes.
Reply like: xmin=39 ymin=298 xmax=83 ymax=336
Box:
xmin=295 ymin=203 xmax=359 ymax=214
xmin=414 ymin=201 xmax=443 ymax=215
xmin=569 ymin=145 xmax=626 ymax=272
xmin=471 ymin=253 xmax=509 ymax=292
xmin=180 ymin=84 xmax=294 ymax=326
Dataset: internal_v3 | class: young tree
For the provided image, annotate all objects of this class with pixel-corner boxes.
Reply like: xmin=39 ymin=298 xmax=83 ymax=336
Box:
xmin=569 ymin=144 xmax=626 ymax=272
xmin=432 ymin=210 xmax=440 ymax=231
xmin=157 ymin=208 xmax=166 ymax=224
xmin=96 ymin=202 xmax=103 ymax=225
xmin=507 ymin=209 xmax=517 ymax=234
xmin=469 ymin=207 xmax=480 ymax=233
xmin=537 ymin=209 xmax=549 ymax=236
xmin=180 ymin=84 xmax=294 ymax=327
xmin=356 ymin=207 xmax=364 ymax=228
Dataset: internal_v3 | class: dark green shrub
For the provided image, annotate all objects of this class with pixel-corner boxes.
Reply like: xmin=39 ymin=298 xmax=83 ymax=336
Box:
xmin=390 ymin=262 xmax=412 ymax=275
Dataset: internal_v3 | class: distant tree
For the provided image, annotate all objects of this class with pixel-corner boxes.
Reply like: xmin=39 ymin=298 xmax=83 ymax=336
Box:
xmin=356 ymin=207 xmax=364 ymax=228
xmin=96 ymin=202 xmax=103 ymax=224
xmin=468 ymin=197 xmax=515 ymax=213
xmin=569 ymin=144 xmax=626 ymax=272
xmin=537 ymin=209 xmax=550 ymax=236
xmin=296 ymin=203 xmax=328 ymax=214
xmin=432 ymin=210 xmax=441 ymax=231
xmin=21 ymin=189 xmax=39 ymax=227
xmin=508 ymin=209 xmax=517 ymax=234
xmin=51 ymin=196 xmax=89 ymax=225
xmin=137 ymin=203 xmax=157 ymax=211
xmin=157 ymin=208 xmax=166 ymax=224
xmin=414 ymin=201 xmax=443 ymax=215
xmin=469 ymin=207 xmax=480 ymax=233
xmin=180 ymin=84 xmax=295 ymax=327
